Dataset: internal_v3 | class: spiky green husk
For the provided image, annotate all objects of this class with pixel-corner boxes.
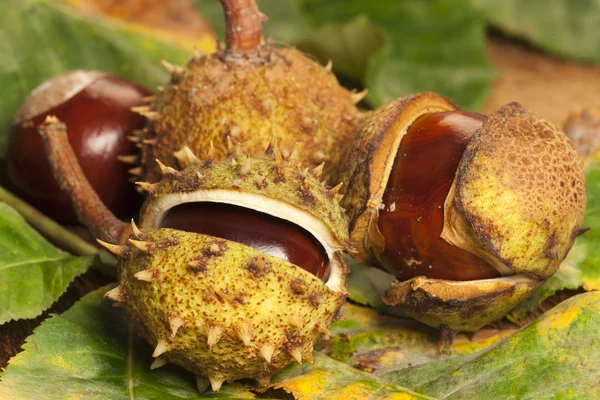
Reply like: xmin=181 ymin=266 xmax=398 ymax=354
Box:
xmin=141 ymin=46 xmax=361 ymax=183
xmin=110 ymin=229 xmax=347 ymax=387
xmin=138 ymin=150 xmax=349 ymax=250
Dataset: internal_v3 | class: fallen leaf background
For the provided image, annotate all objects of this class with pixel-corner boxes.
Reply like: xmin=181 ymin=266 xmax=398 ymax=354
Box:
xmin=1 ymin=0 xmax=599 ymax=398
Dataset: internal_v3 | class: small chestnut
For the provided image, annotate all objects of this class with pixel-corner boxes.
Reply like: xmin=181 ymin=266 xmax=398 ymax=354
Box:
xmin=6 ymin=70 xmax=151 ymax=223
xmin=160 ymin=202 xmax=330 ymax=280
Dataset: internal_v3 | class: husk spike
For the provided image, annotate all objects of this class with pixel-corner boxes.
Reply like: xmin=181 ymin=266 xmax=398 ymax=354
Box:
xmin=149 ymin=357 xmax=167 ymax=370
xmin=96 ymin=239 xmax=127 ymax=257
xmin=260 ymin=344 xmax=275 ymax=364
xmin=129 ymin=239 xmax=154 ymax=252
xmin=104 ymin=285 xmax=125 ymax=302
xmin=133 ymin=269 xmax=154 ymax=282
xmin=152 ymin=339 xmax=171 ymax=358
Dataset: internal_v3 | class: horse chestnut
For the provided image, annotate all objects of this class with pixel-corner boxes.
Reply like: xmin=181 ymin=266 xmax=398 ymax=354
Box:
xmin=160 ymin=202 xmax=330 ymax=280
xmin=339 ymin=92 xmax=586 ymax=332
xmin=6 ymin=70 xmax=151 ymax=223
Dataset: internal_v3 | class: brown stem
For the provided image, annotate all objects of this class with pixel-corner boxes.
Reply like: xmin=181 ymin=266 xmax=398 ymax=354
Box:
xmin=38 ymin=116 xmax=129 ymax=244
xmin=220 ymin=0 xmax=264 ymax=52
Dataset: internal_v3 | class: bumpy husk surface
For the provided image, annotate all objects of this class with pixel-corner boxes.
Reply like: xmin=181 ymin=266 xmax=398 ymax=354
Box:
xmin=104 ymin=152 xmax=351 ymax=387
xmin=113 ymin=228 xmax=347 ymax=385
xmin=340 ymin=93 xmax=586 ymax=332
xmin=141 ymin=46 xmax=361 ymax=183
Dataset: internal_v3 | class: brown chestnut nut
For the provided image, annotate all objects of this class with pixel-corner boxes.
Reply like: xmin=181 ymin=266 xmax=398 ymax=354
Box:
xmin=376 ymin=110 xmax=501 ymax=281
xmin=6 ymin=70 xmax=151 ymax=223
xmin=160 ymin=202 xmax=330 ymax=280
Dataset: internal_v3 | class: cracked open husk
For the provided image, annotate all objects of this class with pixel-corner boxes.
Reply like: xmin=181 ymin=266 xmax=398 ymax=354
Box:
xmin=102 ymin=148 xmax=350 ymax=389
xmin=338 ymin=92 xmax=586 ymax=332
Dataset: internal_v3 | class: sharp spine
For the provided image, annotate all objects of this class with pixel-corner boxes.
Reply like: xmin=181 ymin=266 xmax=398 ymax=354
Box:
xmin=161 ymin=59 xmax=185 ymax=75
xmin=152 ymin=339 xmax=171 ymax=358
xmin=207 ymin=141 xmax=214 ymax=160
xmin=206 ymin=326 xmax=223 ymax=349
xmin=135 ymin=181 xmax=157 ymax=193
xmin=169 ymin=317 xmax=185 ymax=337
xmin=131 ymin=106 xmax=161 ymax=121
xmin=291 ymin=347 xmax=303 ymax=365
xmin=260 ymin=344 xmax=275 ymax=364
xmin=209 ymin=376 xmax=224 ymax=392
xmin=143 ymin=138 xmax=157 ymax=146
xmin=134 ymin=269 xmax=153 ymax=282
xmin=329 ymin=182 xmax=344 ymax=196
xmin=155 ymin=159 xmax=178 ymax=176
xmin=117 ymin=154 xmax=139 ymax=164
xmin=129 ymin=239 xmax=154 ymax=252
xmin=237 ymin=323 xmax=252 ymax=346
xmin=286 ymin=142 xmax=299 ymax=162
xmin=150 ymin=357 xmax=167 ymax=370
xmin=174 ymin=146 xmax=201 ymax=167
xmin=239 ymin=158 xmax=251 ymax=175
xmin=196 ymin=376 xmax=210 ymax=393
xmin=304 ymin=351 xmax=315 ymax=364
xmin=325 ymin=59 xmax=333 ymax=72
xmin=104 ymin=285 xmax=125 ymax=302
xmin=351 ymin=88 xmax=369 ymax=104
xmin=128 ymin=166 xmax=143 ymax=176
xmin=142 ymin=95 xmax=156 ymax=102
xmin=312 ymin=162 xmax=325 ymax=177
xmin=97 ymin=239 xmax=127 ymax=257
xmin=131 ymin=219 xmax=143 ymax=238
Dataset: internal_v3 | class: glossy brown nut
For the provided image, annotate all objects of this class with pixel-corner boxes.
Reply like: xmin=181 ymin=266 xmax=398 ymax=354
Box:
xmin=6 ymin=71 xmax=151 ymax=223
xmin=377 ymin=111 xmax=501 ymax=281
xmin=160 ymin=202 xmax=330 ymax=281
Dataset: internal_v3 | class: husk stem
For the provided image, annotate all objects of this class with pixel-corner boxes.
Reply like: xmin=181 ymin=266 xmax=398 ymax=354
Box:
xmin=220 ymin=0 xmax=264 ymax=53
xmin=38 ymin=117 xmax=131 ymax=245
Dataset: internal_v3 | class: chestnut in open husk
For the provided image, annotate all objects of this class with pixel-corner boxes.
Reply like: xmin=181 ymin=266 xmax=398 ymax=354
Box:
xmin=38 ymin=115 xmax=350 ymax=392
xmin=338 ymin=92 xmax=586 ymax=333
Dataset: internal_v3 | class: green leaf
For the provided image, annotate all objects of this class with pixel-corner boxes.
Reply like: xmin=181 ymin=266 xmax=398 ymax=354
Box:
xmin=271 ymin=352 xmax=429 ymax=399
xmin=191 ymin=0 xmax=309 ymax=43
xmin=295 ymin=16 xmax=385 ymax=81
xmin=472 ymin=0 xmax=600 ymax=63
xmin=0 ymin=202 xmax=93 ymax=324
xmin=346 ymin=257 xmax=405 ymax=317
xmin=0 ymin=0 xmax=190 ymax=157
xmin=416 ymin=291 xmax=600 ymax=399
xmin=0 ymin=285 xmax=257 ymax=399
xmin=299 ymin=0 xmax=495 ymax=110
xmin=319 ymin=303 xmax=514 ymax=389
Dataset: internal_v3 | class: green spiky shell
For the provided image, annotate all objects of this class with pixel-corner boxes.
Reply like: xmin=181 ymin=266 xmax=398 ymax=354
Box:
xmin=141 ymin=46 xmax=362 ymax=183
xmin=104 ymin=151 xmax=350 ymax=389
xmin=110 ymin=229 xmax=347 ymax=388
